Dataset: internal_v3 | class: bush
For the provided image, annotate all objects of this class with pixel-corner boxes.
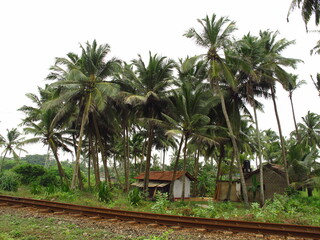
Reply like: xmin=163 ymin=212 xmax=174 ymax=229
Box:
xmin=13 ymin=164 xmax=45 ymax=184
xmin=39 ymin=170 xmax=59 ymax=187
xmin=0 ymin=171 xmax=20 ymax=192
xmin=151 ymin=192 xmax=170 ymax=214
xmin=128 ymin=188 xmax=142 ymax=206
xmin=97 ymin=181 xmax=113 ymax=203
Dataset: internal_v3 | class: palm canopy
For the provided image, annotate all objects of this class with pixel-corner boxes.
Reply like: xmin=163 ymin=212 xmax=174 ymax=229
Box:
xmin=287 ymin=0 xmax=320 ymax=28
xmin=298 ymin=111 xmax=320 ymax=148
xmin=184 ymin=14 xmax=237 ymax=90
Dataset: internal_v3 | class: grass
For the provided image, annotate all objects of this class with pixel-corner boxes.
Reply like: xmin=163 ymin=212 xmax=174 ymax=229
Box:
xmin=1 ymin=186 xmax=320 ymax=226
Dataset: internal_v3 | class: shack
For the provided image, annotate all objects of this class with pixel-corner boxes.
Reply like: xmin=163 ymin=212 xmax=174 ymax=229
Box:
xmin=215 ymin=163 xmax=288 ymax=202
xmin=132 ymin=171 xmax=196 ymax=199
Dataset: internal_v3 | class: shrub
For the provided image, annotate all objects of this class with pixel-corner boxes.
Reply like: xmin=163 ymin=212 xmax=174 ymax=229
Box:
xmin=30 ymin=182 xmax=42 ymax=195
xmin=0 ymin=171 xmax=20 ymax=192
xmin=151 ymin=192 xmax=170 ymax=214
xmin=13 ymin=164 xmax=45 ymax=184
xmin=128 ymin=188 xmax=142 ymax=206
xmin=39 ymin=170 xmax=59 ymax=187
xmin=97 ymin=181 xmax=113 ymax=203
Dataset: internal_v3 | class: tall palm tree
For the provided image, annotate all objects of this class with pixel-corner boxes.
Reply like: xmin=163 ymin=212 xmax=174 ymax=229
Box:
xmin=163 ymin=82 xmax=217 ymax=200
xmin=185 ymin=14 xmax=249 ymax=206
xmin=46 ymin=40 xmax=120 ymax=189
xmin=259 ymin=30 xmax=301 ymax=186
xmin=310 ymin=73 xmax=320 ymax=96
xmin=283 ymin=74 xmax=306 ymax=142
xmin=298 ymin=111 xmax=320 ymax=149
xmin=287 ymin=0 xmax=320 ymax=29
xmin=22 ymin=108 xmax=72 ymax=184
xmin=125 ymin=52 xmax=174 ymax=193
xmin=0 ymin=128 xmax=26 ymax=172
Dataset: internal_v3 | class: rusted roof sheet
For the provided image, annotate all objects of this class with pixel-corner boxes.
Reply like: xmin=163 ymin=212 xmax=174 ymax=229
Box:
xmin=134 ymin=171 xmax=196 ymax=181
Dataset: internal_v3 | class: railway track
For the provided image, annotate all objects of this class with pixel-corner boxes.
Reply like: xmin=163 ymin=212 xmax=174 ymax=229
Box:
xmin=0 ymin=195 xmax=319 ymax=239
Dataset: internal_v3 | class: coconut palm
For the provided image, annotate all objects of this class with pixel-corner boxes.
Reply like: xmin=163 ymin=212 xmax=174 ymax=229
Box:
xmin=0 ymin=128 xmax=26 ymax=172
xmin=298 ymin=111 xmax=320 ymax=149
xmin=282 ymin=74 xmax=306 ymax=142
xmin=163 ymin=81 xmax=217 ymax=200
xmin=46 ymin=40 xmax=120 ymax=189
xmin=185 ymin=14 xmax=249 ymax=205
xmin=125 ymin=52 xmax=175 ymax=193
xmin=258 ymin=30 xmax=301 ymax=186
xmin=287 ymin=0 xmax=320 ymax=29
xmin=310 ymin=73 xmax=320 ymax=96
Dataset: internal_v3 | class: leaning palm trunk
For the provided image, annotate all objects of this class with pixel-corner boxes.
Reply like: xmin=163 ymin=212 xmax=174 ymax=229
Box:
xmin=169 ymin=136 xmax=184 ymax=201
xmin=193 ymin=147 xmax=200 ymax=196
xmin=71 ymin=94 xmax=92 ymax=189
xmin=253 ymin=102 xmax=265 ymax=206
xmin=219 ymin=88 xmax=249 ymax=206
xmin=271 ymin=85 xmax=290 ymax=186
xmin=49 ymin=140 xmax=68 ymax=185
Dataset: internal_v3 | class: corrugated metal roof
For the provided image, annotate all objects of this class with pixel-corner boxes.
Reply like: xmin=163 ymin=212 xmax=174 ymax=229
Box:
xmin=131 ymin=181 xmax=169 ymax=188
xmin=134 ymin=171 xmax=196 ymax=181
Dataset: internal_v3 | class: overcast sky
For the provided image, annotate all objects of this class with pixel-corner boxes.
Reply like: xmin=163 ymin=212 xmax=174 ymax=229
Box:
xmin=0 ymin=0 xmax=319 ymax=157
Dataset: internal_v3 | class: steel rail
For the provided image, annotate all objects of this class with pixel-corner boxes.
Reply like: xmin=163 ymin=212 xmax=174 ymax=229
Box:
xmin=0 ymin=195 xmax=319 ymax=239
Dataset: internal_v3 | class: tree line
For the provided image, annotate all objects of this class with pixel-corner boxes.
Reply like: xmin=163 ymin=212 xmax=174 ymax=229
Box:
xmin=1 ymin=10 xmax=320 ymax=206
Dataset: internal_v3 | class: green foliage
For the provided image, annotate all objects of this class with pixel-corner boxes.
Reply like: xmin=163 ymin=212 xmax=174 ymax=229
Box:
xmin=0 ymin=171 xmax=20 ymax=192
xmin=97 ymin=181 xmax=113 ymax=203
xmin=151 ymin=192 xmax=170 ymax=214
xmin=128 ymin=188 xmax=142 ymax=206
xmin=30 ymin=182 xmax=42 ymax=195
xmin=39 ymin=170 xmax=59 ymax=187
xmin=13 ymin=164 xmax=45 ymax=184
xmin=20 ymin=154 xmax=49 ymax=166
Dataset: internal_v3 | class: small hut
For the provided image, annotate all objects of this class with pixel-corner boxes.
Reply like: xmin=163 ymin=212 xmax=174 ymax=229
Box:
xmin=215 ymin=163 xmax=288 ymax=202
xmin=132 ymin=171 xmax=196 ymax=199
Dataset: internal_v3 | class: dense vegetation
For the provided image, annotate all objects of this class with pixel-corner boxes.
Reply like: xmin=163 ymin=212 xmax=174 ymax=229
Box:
xmin=0 ymin=1 xmax=320 ymax=218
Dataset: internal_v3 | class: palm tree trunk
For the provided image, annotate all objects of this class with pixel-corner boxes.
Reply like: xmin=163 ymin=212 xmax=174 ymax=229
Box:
xmin=143 ymin=121 xmax=154 ymax=194
xmin=162 ymin=149 xmax=166 ymax=171
xmin=271 ymin=85 xmax=290 ymax=186
xmin=125 ymin=126 xmax=130 ymax=192
xmin=92 ymin=114 xmax=111 ymax=188
xmin=253 ymin=102 xmax=265 ymax=206
xmin=219 ymin=89 xmax=249 ymax=206
xmin=0 ymin=149 xmax=9 ymax=172
xmin=289 ymin=94 xmax=301 ymax=142
xmin=139 ymin=139 xmax=147 ymax=174
xmin=226 ymin=153 xmax=235 ymax=201
xmin=71 ymin=93 xmax=92 ymax=189
xmin=181 ymin=134 xmax=188 ymax=201
xmin=123 ymin=127 xmax=129 ymax=192
xmin=90 ymin=134 xmax=100 ymax=186
xmin=49 ymin=140 xmax=68 ymax=185
xmin=193 ymin=147 xmax=200 ymax=196
xmin=214 ymin=145 xmax=225 ymax=200
xmin=113 ymin=155 xmax=123 ymax=188
xmin=88 ymin=144 xmax=91 ymax=189
xmin=169 ymin=136 xmax=184 ymax=201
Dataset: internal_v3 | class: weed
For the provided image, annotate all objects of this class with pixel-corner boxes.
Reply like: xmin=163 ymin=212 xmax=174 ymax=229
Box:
xmin=97 ymin=181 xmax=113 ymax=203
xmin=151 ymin=192 xmax=170 ymax=214
xmin=128 ymin=188 xmax=142 ymax=206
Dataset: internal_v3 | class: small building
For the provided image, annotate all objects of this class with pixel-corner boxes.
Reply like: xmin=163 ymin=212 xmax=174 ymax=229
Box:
xmin=245 ymin=163 xmax=288 ymax=202
xmin=215 ymin=163 xmax=288 ymax=202
xmin=132 ymin=171 xmax=196 ymax=199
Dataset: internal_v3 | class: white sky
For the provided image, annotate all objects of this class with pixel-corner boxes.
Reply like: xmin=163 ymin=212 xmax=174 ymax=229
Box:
xmin=0 ymin=0 xmax=319 ymax=157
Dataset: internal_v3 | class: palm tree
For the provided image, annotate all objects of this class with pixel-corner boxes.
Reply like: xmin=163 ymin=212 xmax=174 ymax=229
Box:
xmin=163 ymin=81 xmax=217 ymax=200
xmin=298 ymin=111 xmax=320 ymax=149
xmin=283 ymin=74 xmax=306 ymax=142
xmin=46 ymin=40 xmax=120 ymax=189
xmin=185 ymin=14 xmax=249 ymax=206
xmin=0 ymin=128 xmax=26 ymax=172
xmin=310 ymin=73 xmax=320 ymax=96
xmin=287 ymin=0 xmax=320 ymax=29
xmin=22 ymin=108 xmax=72 ymax=184
xmin=259 ymin=30 xmax=301 ymax=186
xmin=125 ymin=52 xmax=174 ymax=193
